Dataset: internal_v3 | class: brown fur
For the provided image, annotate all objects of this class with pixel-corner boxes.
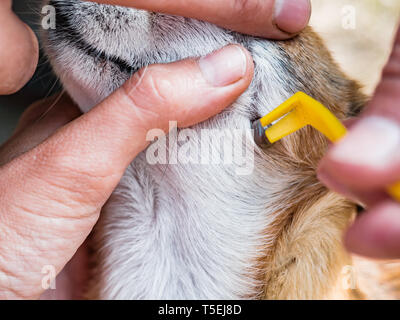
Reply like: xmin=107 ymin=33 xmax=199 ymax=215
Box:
xmin=253 ymin=28 xmax=400 ymax=299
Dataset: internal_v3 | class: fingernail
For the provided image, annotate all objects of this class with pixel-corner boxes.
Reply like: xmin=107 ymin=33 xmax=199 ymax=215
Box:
xmin=330 ymin=116 xmax=400 ymax=170
xmin=274 ymin=0 xmax=311 ymax=34
xmin=199 ymin=45 xmax=247 ymax=87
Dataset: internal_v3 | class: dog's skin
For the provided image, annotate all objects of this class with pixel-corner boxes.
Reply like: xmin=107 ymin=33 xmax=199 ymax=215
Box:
xmin=42 ymin=0 xmax=400 ymax=299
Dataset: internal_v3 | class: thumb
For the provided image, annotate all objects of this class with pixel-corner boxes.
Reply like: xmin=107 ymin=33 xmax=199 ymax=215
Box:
xmin=319 ymin=26 xmax=400 ymax=191
xmin=0 ymin=45 xmax=253 ymax=299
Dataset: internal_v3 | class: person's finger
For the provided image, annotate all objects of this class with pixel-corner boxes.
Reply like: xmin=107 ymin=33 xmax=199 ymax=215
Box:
xmin=0 ymin=45 xmax=254 ymax=299
xmin=13 ymin=95 xmax=78 ymax=134
xmin=318 ymin=26 xmax=400 ymax=192
xmin=0 ymin=94 xmax=81 ymax=166
xmin=317 ymin=169 xmax=390 ymax=207
xmin=89 ymin=0 xmax=311 ymax=39
xmin=0 ymin=0 xmax=39 ymax=95
xmin=13 ymin=94 xmax=81 ymax=137
xmin=345 ymin=201 xmax=400 ymax=259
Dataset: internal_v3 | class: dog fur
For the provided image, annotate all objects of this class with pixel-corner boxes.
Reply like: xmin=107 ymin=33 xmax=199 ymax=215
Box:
xmin=42 ymin=0 xmax=400 ymax=299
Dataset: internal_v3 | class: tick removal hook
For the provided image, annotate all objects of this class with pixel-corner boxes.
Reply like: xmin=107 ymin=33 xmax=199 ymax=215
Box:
xmin=252 ymin=92 xmax=400 ymax=202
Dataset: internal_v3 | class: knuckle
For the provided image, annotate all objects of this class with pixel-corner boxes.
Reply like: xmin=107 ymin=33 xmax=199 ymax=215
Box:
xmin=133 ymin=65 xmax=171 ymax=105
xmin=233 ymin=0 xmax=261 ymax=16
xmin=121 ymin=65 xmax=175 ymax=126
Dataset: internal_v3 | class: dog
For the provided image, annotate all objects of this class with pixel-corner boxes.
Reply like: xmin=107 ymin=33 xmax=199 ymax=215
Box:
xmin=41 ymin=0 xmax=400 ymax=299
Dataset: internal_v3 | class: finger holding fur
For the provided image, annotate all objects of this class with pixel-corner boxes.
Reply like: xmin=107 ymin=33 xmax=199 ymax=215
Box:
xmin=319 ymin=27 xmax=400 ymax=191
xmin=318 ymin=169 xmax=390 ymax=209
xmin=0 ymin=45 xmax=253 ymax=299
xmin=89 ymin=0 xmax=311 ymax=38
xmin=345 ymin=201 xmax=400 ymax=259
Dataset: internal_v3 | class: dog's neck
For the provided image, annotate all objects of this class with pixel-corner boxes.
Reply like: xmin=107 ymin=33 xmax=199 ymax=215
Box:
xmin=44 ymin=1 xmax=366 ymax=299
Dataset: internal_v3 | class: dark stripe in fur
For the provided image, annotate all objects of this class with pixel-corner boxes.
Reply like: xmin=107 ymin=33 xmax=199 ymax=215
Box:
xmin=48 ymin=0 xmax=137 ymax=74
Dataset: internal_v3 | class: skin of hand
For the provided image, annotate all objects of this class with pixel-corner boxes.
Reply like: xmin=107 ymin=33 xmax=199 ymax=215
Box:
xmin=318 ymin=26 xmax=400 ymax=260
xmin=0 ymin=45 xmax=254 ymax=298
xmin=0 ymin=45 xmax=255 ymax=299
xmin=0 ymin=0 xmax=39 ymax=95
xmin=89 ymin=0 xmax=312 ymax=38
xmin=0 ymin=0 xmax=311 ymax=299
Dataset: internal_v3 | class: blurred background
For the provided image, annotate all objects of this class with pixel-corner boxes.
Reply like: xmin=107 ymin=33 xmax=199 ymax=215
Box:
xmin=311 ymin=0 xmax=400 ymax=93
xmin=0 ymin=0 xmax=399 ymax=144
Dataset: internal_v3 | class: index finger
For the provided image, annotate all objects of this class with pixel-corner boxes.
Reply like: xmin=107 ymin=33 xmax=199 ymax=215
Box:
xmin=0 ymin=0 xmax=39 ymax=95
xmin=89 ymin=0 xmax=311 ymax=39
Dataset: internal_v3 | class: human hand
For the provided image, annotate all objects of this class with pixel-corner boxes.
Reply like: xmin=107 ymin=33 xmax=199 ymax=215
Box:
xmin=0 ymin=0 xmax=38 ymax=94
xmin=318 ymin=26 xmax=400 ymax=259
xmin=0 ymin=0 xmax=311 ymax=94
xmin=89 ymin=0 xmax=311 ymax=39
xmin=0 ymin=45 xmax=254 ymax=299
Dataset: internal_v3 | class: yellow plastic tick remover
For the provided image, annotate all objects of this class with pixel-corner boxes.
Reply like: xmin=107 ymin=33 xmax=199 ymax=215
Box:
xmin=252 ymin=91 xmax=400 ymax=202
